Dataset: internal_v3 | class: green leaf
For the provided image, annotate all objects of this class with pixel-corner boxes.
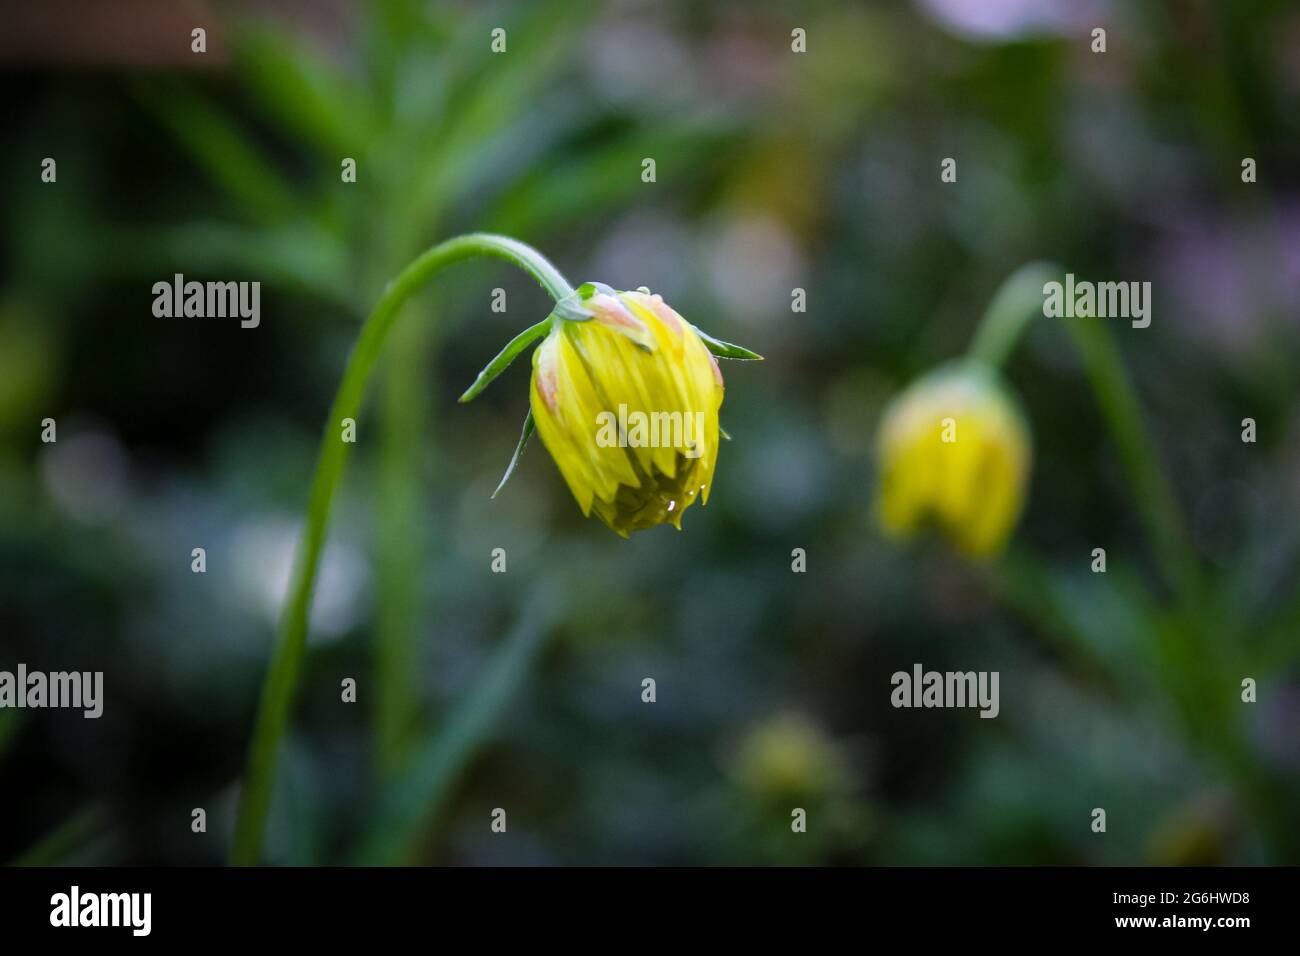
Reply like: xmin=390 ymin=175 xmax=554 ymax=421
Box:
xmin=459 ymin=319 xmax=552 ymax=403
xmin=103 ymin=221 xmax=355 ymax=312
xmin=349 ymin=588 xmax=559 ymax=865
xmin=10 ymin=805 xmax=109 ymax=867
xmin=693 ymin=325 xmax=763 ymax=361
xmin=484 ymin=123 xmax=738 ymax=237
xmin=130 ymin=81 xmax=299 ymax=225
xmin=234 ymin=21 xmax=372 ymax=158
xmin=492 ymin=409 xmax=535 ymax=499
xmin=405 ymin=0 xmax=589 ymax=220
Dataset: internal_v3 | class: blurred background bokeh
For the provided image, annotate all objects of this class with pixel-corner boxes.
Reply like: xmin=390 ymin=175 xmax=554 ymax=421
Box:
xmin=1 ymin=0 xmax=1297 ymax=865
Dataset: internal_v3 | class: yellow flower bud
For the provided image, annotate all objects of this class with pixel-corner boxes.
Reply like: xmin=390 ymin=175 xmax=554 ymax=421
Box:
xmin=875 ymin=361 xmax=1031 ymax=557
xmin=529 ymin=288 xmax=725 ymax=537
xmin=734 ymin=712 xmax=847 ymax=800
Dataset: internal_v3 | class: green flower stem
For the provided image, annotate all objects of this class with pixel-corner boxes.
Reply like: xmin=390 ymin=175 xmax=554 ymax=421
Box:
xmin=967 ymin=261 xmax=1060 ymax=370
xmin=1060 ymin=314 xmax=1202 ymax=602
xmin=968 ymin=262 xmax=1200 ymax=601
xmin=376 ymin=311 xmax=428 ymax=778
xmin=231 ymin=233 xmax=572 ymax=866
xmin=972 ymin=265 xmax=1286 ymax=855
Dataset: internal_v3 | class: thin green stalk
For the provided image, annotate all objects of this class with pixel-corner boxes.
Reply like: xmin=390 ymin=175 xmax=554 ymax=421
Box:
xmin=968 ymin=262 xmax=1200 ymax=602
xmin=1057 ymin=318 xmax=1288 ymax=846
xmin=351 ymin=586 xmax=559 ymax=865
xmin=972 ymin=265 xmax=1285 ymax=856
xmin=376 ymin=313 xmax=428 ymax=778
xmin=1061 ymin=314 xmax=1202 ymax=602
xmin=371 ymin=212 xmax=428 ymax=783
xmin=967 ymin=261 xmax=1059 ymax=370
xmin=231 ymin=233 xmax=572 ymax=866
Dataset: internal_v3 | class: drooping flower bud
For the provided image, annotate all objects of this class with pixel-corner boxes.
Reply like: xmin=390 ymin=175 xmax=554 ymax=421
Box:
xmin=462 ymin=282 xmax=760 ymax=537
xmin=530 ymin=288 xmax=730 ymax=536
xmin=875 ymin=360 xmax=1031 ymax=557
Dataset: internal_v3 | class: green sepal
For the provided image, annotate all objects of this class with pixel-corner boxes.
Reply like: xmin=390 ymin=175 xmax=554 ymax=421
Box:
xmin=693 ymin=325 xmax=763 ymax=361
xmin=458 ymin=318 xmax=552 ymax=403
xmin=551 ymin=285 xmax=599 ymax=324
xmin=492 ymin=409 xmax=535 ymax=499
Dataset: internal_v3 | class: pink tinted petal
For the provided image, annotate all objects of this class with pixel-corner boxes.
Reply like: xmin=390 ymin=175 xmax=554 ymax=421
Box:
xmin=625 ymin=291 xmax=686 ymax=337
xmin=588 ymin=293 xmax=655 ymax=350
xmin=534 ymin=343 xmax=560 ymax=413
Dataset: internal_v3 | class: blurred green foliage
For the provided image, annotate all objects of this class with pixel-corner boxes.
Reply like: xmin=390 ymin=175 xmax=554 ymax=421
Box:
xmin=1 ymin=0 xmax=1297 ymax=865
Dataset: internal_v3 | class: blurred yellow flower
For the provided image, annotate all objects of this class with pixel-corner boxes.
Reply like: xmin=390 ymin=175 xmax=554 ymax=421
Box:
xmin=875 ymin=361 xmax=1030 ymax=557
xmin=530 ymin=288 xmax=726 ymax=537
xmin=734 ymin=712 xmax=847 ymax=800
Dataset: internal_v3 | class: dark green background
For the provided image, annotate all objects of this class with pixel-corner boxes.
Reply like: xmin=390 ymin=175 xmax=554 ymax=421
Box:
xmin=0 ymin=0 xmax=1296 ymax=865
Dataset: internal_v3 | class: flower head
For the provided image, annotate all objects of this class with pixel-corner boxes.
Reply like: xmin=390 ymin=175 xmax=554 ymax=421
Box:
xmin=875 ymin=360 xmax=1030 ymax=557
xmin=462 ymin=281 xmax=760 ymax=537
xmin=529 ymin=287 xmax=726 ymax=536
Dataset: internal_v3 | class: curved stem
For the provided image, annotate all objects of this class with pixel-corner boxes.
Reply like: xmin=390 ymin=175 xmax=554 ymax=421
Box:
xmin=230 ymin=233 xmax=571 ymax=866
xmin=968 ymin=261 xmax=1199 ymax=601
xmin=967 ymin=261 xmax=1059 ymax=370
